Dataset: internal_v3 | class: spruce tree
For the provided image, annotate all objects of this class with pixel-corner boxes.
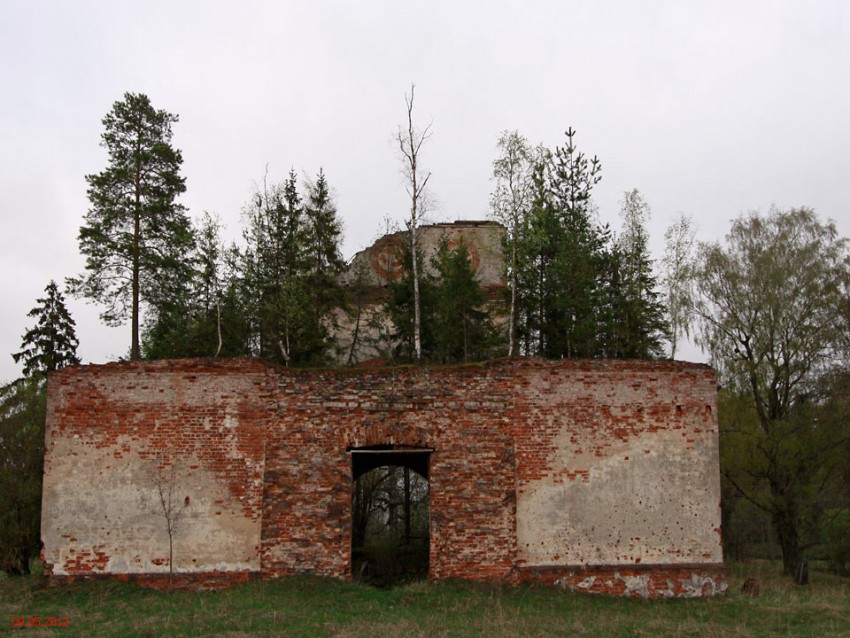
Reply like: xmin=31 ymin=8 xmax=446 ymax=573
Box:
xmin=240 ymin=170 xmax=316 ymax=365
xmin=603 ymin=190 xmax=668 ymax=358
xmin=303 ymin=169 xmax=346 ymax=362
xmin=3 ymin=281 xmax=75 ymax=574
xmin=432 ymin=238 xmax=495 ymax=363
xmin=519 ymin=129 xmax=607 ymax=358
xmin=13 ymin=281 xmax=80 ymax=378
xmin=68 ymin=92 xmax=194 ymax=360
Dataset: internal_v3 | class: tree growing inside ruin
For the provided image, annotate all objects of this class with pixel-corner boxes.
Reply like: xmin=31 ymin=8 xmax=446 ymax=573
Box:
xmin=68 ymin=92 xmax=194 ymax=360
xmin=692 ymin=207 xmax=849 ymax=575
xmin=396 ymin=84 xmax=432 ymax=362
xmin=662 ymin=212 xmax=697 ymax=359
xmin=302 ymin=168 xmax=346 ymax=360
xmin=13 ymin=280 xmax=80 ymax=378
xmin=490 ymin=130 xmax=535 ymax=356
xmin=386 ymin=239 xmax=437 ymax=362
xmin=602 ymin=190 xmax=667 ymax=358
xmin=236 ymin=168 xmax=346 ymax=366
xmin=431 ymin=238 xmax=495 ymax=364
xmin=240 ymin=169 xmax=309 ymax=365
xmin=141 ymin=212 xmax=251 ymax=359
xmin=520 ymin=128 xmax=607 ymax=357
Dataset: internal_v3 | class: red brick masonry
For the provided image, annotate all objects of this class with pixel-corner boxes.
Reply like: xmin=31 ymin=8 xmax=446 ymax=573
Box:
xmin=42 ymin=357 xmax=726 ymax=597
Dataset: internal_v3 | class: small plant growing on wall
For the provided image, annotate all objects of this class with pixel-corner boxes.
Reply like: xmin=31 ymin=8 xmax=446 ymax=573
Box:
xmin=140 ymin=449 xmax=189 ymax=587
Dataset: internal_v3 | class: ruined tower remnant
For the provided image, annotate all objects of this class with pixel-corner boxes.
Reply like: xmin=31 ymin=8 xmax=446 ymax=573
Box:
xmin=334 ymin=221 xmax=507 ymax=364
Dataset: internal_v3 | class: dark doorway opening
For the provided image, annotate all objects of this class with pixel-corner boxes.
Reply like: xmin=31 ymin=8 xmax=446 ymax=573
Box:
xmin=350 ymin=445 xmax=431 ymax=586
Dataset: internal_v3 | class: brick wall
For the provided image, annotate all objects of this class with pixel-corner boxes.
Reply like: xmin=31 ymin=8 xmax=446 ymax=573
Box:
xmin=42 ymin=357 xmax=725 ymax=597
xmin=511 ymin=359 xmax=722 ymax=568
xmin=262 ymin=364 xmax=519 ymax=580
xmin=42 ymin=359 xmax=273 ymax=579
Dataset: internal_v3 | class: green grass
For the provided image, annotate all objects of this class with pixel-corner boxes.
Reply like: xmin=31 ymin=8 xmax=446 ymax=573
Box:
xmin=1 ymin=562 xmax=848 ymax=637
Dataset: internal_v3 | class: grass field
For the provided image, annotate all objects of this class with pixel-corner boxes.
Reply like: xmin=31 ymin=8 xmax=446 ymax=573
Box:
xmin=2 ymin=562 xmax=848 ymax=637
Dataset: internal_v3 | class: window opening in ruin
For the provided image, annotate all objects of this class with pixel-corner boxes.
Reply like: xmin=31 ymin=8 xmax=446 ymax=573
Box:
xmin=350 ymin=446 xmax=431 ymax=586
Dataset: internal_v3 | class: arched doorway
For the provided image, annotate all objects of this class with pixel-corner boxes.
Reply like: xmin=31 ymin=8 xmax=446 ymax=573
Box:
xmin=350 ymin=445 xmax=432 ymax=585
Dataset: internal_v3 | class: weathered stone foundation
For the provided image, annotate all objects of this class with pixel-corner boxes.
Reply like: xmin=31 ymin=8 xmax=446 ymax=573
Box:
xmin=517 ymin=564 xmax=727 ymax=598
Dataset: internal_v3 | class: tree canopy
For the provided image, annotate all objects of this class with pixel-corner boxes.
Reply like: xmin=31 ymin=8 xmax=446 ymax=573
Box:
xmin=13 ymin=280 xmax=80 ymax=378
xmin=692 ymin=207 xmax=850 ymax=574
xmin=68 ymin=92 xmax=194 ymax=360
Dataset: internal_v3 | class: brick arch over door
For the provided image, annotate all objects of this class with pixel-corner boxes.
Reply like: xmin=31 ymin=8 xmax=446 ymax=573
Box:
xmin=341 ymin=422 xmax=434 ymax=451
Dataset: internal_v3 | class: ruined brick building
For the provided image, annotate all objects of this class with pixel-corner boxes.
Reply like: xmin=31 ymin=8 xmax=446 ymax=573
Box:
xmin=42 ymin=356 xmax=726 ymax=598
xmin=40 ymin=220 xmax=726 ymax=597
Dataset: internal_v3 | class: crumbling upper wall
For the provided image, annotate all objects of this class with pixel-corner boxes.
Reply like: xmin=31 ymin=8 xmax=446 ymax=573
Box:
xmin=333 ymin=221 xmax=508 ymax=364
xmin=340 ymin=220 xmax=506 ymax=290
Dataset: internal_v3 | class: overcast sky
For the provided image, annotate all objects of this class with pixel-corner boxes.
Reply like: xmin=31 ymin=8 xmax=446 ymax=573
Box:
xmin=2 ymin=0 xmax=849 ymax=383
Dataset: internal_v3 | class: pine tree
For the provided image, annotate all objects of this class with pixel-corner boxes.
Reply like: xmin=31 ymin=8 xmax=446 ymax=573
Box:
xmin=13 ymin=281 xmax=80 ymax=378
xmin=67 ymin=92 xmax=194 ymax=360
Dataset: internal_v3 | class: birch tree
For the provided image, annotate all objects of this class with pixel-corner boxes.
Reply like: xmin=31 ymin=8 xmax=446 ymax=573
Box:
xmin=662 ymin=212 xmax=696 ymax=359
xmin=490 ymin=131 xmax=534 ymax=356
xmin=396 ymin=84 xmax=432 ymax=361
xmin=693 ymin=207 xmax=849 ymax=574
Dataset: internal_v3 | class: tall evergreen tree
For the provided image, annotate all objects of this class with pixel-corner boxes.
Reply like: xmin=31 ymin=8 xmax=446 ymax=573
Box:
xmin=3 ymin=282 xmax=77 ymax=575
xmin=519 ymin=128 xmax=607 ymax=358
xmin=602 ymin=190 xmax=668 ymax=358
xmin=13 ymin=281 xmax=80 ymax=378
xmin=244 ymin=171 xmax=297 ymax=364
xmin=241 ymin=169 xmax=330 ymax=366
xmin=303 ymin=169 xmax=346 ymax=361
xmin=431 ymin=238 xmax=495 ymax=364
xmin=68 ymin=92 xmax=194 ymax=360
